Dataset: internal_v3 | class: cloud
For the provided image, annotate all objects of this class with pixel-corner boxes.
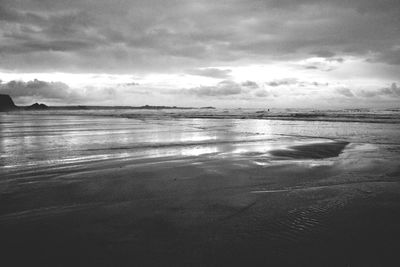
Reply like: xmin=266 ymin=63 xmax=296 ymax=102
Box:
xmin=358 ymin=90 xmax=378 ymax=98
xmin=0 ymin=78 xmax=122 ymax=104
xmin=379 ymin=83 xmax=400 ymax=97
xmin=0 ymin=79 xmax=79 ymax=102
xmin=300 ymin=57 xmax=345 ymax=71
xmin=311 ymin=50 xmax=336 ymax=58
xmin=326 ymin=57 xmax=345 ymax=63
xmin=357 ymin=83 xmax=400 ymax=98
xmin=266 ymin=78 xmax=298 ymax=87
xmin=254 ymin=89 xmax=270 ymax=97
xmin=182 ymin=79 xmax=264 ymax=98
xmin=0 ymin=40 xmax=93 ymax=54
xmin=183 ymin=80 xmax=243 ymax=97
xmin=186 ymin=68 xmax=232 ymax=79
xmin=119 ymin=82 xmax=140 ymax=86
xmin=370 ymin=48 xmax=400 ymax=65
xmin=335 ymin=88 xmax=354 ymax=97
xmin=241 ymin=80 xmax=259 ymax=89
xmin=0 ymin=0 xmax=399 ymax=109
xmin=264 ymin=78 xmax=329 ymax=88
xmin=0 ymin=0 xmax=399 ymax=72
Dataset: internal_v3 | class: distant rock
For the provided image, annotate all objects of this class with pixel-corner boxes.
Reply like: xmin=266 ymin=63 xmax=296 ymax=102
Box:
xmin=0 ymin=94 xmax=17 ymax=111
xmin=26 ymin=103 xmax=49 ymax=110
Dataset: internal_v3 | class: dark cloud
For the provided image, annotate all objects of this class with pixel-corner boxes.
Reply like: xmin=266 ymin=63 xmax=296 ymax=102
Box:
xmin=0 ymin=5 xmax=19 ymax=21
xmin=0 ymin=5 xmax=45 ymax=24
xmin=0 ymin=40 xmax=93 ymax=54
xmin=267 ymin=0 xmax=400 ymax=14
xmin=0 ymin=0 xmax=399 ymax=72
xmin=0 ymin=79 xmax=78 ymax=101
xmin=0 ymin=78 xmax=124 ymax=104
xmin=336 ymin=88 xmax=354 ymax=97
xmin=186 ymin=68 xmax=232 ymax=79
xmin=370 ymin=49 xmax=400 ymax=65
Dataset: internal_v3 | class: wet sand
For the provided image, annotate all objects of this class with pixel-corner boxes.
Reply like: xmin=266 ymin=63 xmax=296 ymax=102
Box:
xmin=1 ymin=113 xmax=400 ymax=266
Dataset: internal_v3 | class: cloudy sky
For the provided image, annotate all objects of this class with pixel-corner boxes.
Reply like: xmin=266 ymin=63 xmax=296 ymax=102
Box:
xmin=0 ymin=0 xmax=399 ymax=108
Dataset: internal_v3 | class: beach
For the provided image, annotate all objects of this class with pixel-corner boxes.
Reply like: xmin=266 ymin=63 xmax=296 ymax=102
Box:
xmin=1 ymin=110 xmax=400 ymax=266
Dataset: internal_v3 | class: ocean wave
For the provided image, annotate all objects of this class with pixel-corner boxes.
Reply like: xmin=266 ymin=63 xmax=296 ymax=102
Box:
xmin=12 ymin=108 xmax=399 ymax=123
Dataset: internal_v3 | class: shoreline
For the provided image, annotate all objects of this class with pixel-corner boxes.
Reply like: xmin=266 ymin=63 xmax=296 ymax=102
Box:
xmin=2 ymin=109 xmax=400 ymax=124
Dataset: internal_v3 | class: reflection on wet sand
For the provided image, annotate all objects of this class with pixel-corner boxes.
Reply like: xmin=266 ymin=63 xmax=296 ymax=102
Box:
xmin=1 ymin=115 xmax=347 ymax=175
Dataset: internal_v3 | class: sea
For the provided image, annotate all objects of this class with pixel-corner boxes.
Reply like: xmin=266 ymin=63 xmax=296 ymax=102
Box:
xmin=1 ymin=108 xmax=400 ymax=266
xmin=1 ymin=107 xmax=400 ymax=174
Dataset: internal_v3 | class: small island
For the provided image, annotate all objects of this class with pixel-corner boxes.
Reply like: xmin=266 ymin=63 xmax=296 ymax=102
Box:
xmin=0 ymin=94 xmax=17 ymax=111
xmin=26 ymin=103 xmax=49 ymax=110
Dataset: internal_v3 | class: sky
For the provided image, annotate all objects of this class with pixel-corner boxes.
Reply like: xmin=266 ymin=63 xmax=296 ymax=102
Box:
xmin=0 ymin=0 xmax=399 ymax=108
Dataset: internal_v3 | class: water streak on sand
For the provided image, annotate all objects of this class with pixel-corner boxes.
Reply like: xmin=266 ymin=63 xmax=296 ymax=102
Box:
xmin=0 ymin=202 xmax=105 ymax=222
xmin=269 ymin=141 xmax=349 ymax=159
xmin=251 ymin=180 xmax=399 ymax=194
